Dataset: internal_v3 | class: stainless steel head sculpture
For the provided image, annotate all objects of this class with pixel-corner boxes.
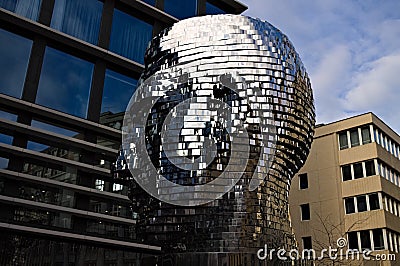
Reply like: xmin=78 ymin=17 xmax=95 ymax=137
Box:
xmin=122 ymin=14 xmax=315 ymax=262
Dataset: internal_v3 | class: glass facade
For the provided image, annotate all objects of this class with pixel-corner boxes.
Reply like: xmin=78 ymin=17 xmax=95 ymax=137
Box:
xmin=0 ymin=29 xmax=32 ymax=98
xmin=0 ymin=0 xmax=41 ymax=21
xmin=142 ymin=0 xmax=156 ymax=6
xmin=36 ymin=47 xmax=93 ymax=118
xmin=101 ymin=69 xmax=137 ymax=114
xmin=51 ymin=0 xmax=103 ymax=45
xmin=109 ymin=9 xmax=153 ymax=64
xmin=0 ymin=233 xmax=156 ymax=266
xmin=31 ymin=120 xmax=79 ymax=137
xmin=206 ymin=2 xmax=226 ymax=15
xmin=164 ymin=0 xmax=197 ymax=19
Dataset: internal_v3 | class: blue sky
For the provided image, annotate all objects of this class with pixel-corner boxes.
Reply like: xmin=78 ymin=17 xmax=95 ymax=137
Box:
xmin=241 ymin=0 xmax=400 ymax=133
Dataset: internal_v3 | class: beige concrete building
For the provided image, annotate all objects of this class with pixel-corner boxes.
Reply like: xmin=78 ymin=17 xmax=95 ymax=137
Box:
xmin=289 ymin=113 xmax=400 ymax=265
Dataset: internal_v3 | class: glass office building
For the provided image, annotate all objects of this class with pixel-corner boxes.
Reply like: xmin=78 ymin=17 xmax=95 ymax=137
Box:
xmin=0 ymin=0 xmax=246 ymax=265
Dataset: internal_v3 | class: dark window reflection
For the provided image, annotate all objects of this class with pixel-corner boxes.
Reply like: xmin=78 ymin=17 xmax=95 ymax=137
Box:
xmin=357 ymin=195 xmax=367 ymax=212
xmin=0 ymin=0 xmax=42 ymax=21
xmin=0 ymin=157 xmax=9 ymax=169
xmin=0 ymin=133 xmax=13 ymax=145
xmin=345 ymin=198 xmax=355 ymax=214
xmin=353 ymin=163 xmax=363 ymax=179
xmin=51 ymin=0 xmax=103 ymax=44
xmin=27 ymin=141 xmax=49 ymax=152
xmin=348 ymin=232 xmax=358 ymax=250
xmin=164 ymin=0 xmax=197 ymax=19
xmin=142 ymin=0 xmax=155 ymax=6
xmin=109 ymin=9 xmax=152 ymax=64
xmin=369 ymin=193 xmax=380 ymax=210
xmin=0 ymin=110 xmax=17 ymax=121
xmin=23 ymin=161 xmax=77 ymax=184
xmin=206 ymin=2 xmax=226 ymax=15
xmin=36 ymin=47 xmax=93 ymax=118
xmin=0 ymin=110 xmax=15 ymax=155
xmin=31 ymin=120 xmax=79 ymax=138
xmin=373 ymin=229 xmax=384 ymax=250
xmin=0 ymin=29 xmax=32 ymax=98
xmin=360 ymin=230 xmax=371 ymax=250
xmin=101 ymin=69 xmax=137 ymax=114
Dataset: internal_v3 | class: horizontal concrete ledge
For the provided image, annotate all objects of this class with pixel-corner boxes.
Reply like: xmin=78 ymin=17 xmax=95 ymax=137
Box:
xmin=0 ymin=195 xmax=135 ymax=225
xmin=0 ymin=222 xmax=161 ymax=253
xmin=0 ymin=142 xmax=111 ymax=177
xmin=0 ymin=93 xmax=121 ymax=141
xmin=0 ymin=168 xmax=129 ymax=202
xmin=0 ymin=118 xmax=118 ymax=159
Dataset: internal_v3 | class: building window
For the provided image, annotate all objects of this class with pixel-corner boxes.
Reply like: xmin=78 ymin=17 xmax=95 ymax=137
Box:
xmin=344 ymin=198 xmax=355 ymax=214
xmin=0 ymin=29 xmax=32 ymax=98
xmin=109 ymin=9 xmax=153 ymax=64
xmin=382 ymin=194 xmax=400 ymax=217
xmin=349 ymin=129 xmax=360 ymax=147
xmin=300 ymin=204 xmax=310 ymax=221
xmin=164 ymin=0 xmax=197 ymax=19
xmin=206 ymin=2 xmax=226 ymax=15
xmin=51 ymin=0 xmax=103 ymax=45
xmin=348 ymin=232 xmax=358 ymax=250
xmin=372 ymin=229 xmax=384 ymax=250
xmin=0 ymin=133 xmax=13 ymax=146
xmin=369 ymin=193 xmax=380 ymax=210
xmin=356 ymin=195 xmax=367 ymax=212
xmin=112 ymin=183 xmax=123 ymax=192
xmin=360 ymin=230 xmax=371 ymax=250
xmin=345 ymin=193 xmax=381 ymax=214
xmin=302 ymin=236 xmax=312 ymax=249
xmin=361 ymin=126 xmax=371 ymax=144
xmin=377 ymin=160 xmax=400 ymax=186
xmin=364 ymin=160 xmax=375 ymax=176
xmin=101 ymin=69 xmax=137 ymax=115
xmin=95 ymin=179 xmax=104 ymax=191
xmin=373 ymin=126 xmax=400 ymax=161
xmin=342 ymin=165 xmax=352 ymax=181
xmin=93 ymin=203 xmax=102 ymax=213
xmin=353 ymin=163 xmax=363 ymax=179
xmin=36 ymin=47 xmax=93 ymax=118
xmin=299 ymin=173 xmax=308 ymax=189
xmin=142 ymin=0 xmax=155 ymax=5
xmin=0 ymin=0 xmax=42 ymax=21
xmin=338 ymin=132 xmax=348 ymax=150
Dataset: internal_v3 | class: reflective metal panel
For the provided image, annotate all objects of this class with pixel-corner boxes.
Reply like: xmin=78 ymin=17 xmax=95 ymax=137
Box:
xmin=123 ymin=14 xmax=315 ymax=264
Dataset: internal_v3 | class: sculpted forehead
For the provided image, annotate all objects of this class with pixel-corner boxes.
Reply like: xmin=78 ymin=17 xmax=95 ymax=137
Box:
xmin=144 ymin=15 xmax=307 ymax=84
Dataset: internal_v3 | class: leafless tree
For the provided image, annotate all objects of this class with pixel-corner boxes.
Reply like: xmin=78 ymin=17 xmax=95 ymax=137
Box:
xmin=308 ymin=212 xmax=371 ymax=266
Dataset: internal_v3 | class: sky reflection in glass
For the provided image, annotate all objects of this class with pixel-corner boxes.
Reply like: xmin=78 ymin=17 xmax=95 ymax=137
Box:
xmin=206 ymin=2 xmax=226 ymax=15
xmin=101 ymin=69 xmax=137 ymax=114
xmin=36 ymin=47 xmax=93 ymax=118
xmin=0 ymin=0 xmax=42 ymax=21
xmin=109 ymin=9 xmax=152 ymax=64
xmin=51 ymin=0 xmax=103 ymax=45
xmin=0 ymin=29 xmax=32 ymax=98
xmin=164 ymin=0 xmax=197 ymax=19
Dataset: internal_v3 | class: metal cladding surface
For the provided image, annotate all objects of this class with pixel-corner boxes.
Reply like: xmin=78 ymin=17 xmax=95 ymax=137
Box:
xmin=124 ymin=14 xmax=315 ymax=262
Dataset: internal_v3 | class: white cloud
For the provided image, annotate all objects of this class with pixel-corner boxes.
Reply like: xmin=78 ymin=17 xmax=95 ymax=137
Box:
xmin=343 ymin=53 xmax=400 ymax=132
xmin=311 ymin=45 xmax=352 ymax=123
xmin=241 ymin=0 xmax=400 ymax=132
